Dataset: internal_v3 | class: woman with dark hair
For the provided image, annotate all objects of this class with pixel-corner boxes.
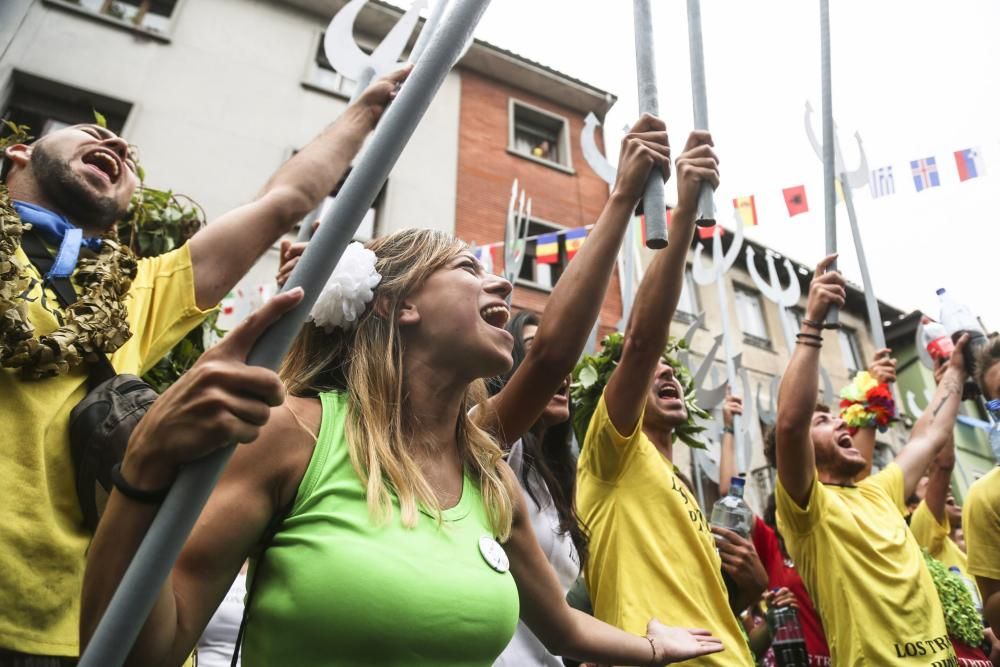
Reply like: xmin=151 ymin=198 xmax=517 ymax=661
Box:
xmin=492 ymin=311 xmax=588 ymax=667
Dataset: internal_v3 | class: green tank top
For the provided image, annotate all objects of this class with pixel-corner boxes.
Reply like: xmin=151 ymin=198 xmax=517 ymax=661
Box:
xmin=243 ymin=392 xmax=520 ymax=666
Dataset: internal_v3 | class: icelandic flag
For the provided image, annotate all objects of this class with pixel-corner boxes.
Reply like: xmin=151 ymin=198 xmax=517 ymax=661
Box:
xmin=564 ymin=228 xmax=587 ymax=260
xmin=535 ymin=233 xmax=559 ymax=265
xmin=954 ymin=148 xmax=985 ymax=182
xmin=910 ymin=157 xmax=940 ymax=192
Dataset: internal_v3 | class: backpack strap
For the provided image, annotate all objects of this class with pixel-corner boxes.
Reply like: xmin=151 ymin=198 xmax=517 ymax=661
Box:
xmin=230 ymin=498 xmax=294 ymax=667
xmin=20 ymin=230 xmax=117 ymax=383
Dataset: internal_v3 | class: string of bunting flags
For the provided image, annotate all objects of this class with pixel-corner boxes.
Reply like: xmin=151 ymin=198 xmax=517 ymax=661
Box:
xmin=472 ymin=224 xmax=592 ymax=272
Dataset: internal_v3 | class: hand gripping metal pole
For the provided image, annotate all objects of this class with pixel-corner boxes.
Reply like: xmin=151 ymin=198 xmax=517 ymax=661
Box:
xmin=78 ymin=2 xmax=491 ymax=664
xmin=819 ymin=0 xmax=839 ymax=327
xmin=632 ymin=0 xmax=667 ymax=249
xmin=685 ymin=0 xmax=715 ymax=227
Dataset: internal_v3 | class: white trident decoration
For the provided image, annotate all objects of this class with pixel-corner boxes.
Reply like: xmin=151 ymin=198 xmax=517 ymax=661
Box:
xmin=691 ymin=214 xmax=754 ymax=472
xmin=745 ymin=246 xmax=835 ymax=425
xmin=502 ymin=178 xmax=532 ymax=296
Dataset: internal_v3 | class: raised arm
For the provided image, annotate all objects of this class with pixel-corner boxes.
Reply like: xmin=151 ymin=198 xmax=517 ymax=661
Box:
xmin=851 ymin=348 xmax=899 ymax=480
xmin=501 ymin=471 xmax=724 ymax=665
xmin=894 ymin=335 xmax=968 ymax=498
xmin=604 ymin=132 xmax=718 ymax=434
xmin=188 ymin=68 xmax=409 ymax=309
xmin=482 ymin=114 xmax=670 ymax=444
xmin=775 ymin=255 xmax=845 ymax=507
xmin=717 ymin=389 xmax=742 ymax=496
xmin=80 ymin=291 xmax=305 ymax=665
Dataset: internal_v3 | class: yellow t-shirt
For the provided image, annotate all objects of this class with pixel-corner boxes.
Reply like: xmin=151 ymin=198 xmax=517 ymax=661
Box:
xmin=576 ymin=394 xmax=754 ymax=667
xmin=0 ymin=243 xmax=211 ymax=657
xmin=963 ymin=466 xmax=1000 ymax=583
xmin=776 ymin=464 xmax=955 ymax=666
xmin=910 ymin=499 xmax=969 ymax=577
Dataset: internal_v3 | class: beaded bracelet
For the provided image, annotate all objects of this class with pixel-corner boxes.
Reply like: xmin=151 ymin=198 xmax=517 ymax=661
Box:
xmin=796 ymin=332 xmax=823 ymax=342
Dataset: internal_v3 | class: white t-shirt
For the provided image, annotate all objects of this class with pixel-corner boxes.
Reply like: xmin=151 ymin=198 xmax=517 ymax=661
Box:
xmin=495 ymin=439 xmax=580 ymax=667
xmin=197 ymin=572 xmax=247 ymax=667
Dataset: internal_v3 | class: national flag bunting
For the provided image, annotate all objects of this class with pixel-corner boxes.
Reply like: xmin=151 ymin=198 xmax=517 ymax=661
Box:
xmin=733 ymin=196 xmax=758 ymax=227
xmin=564 ymin=228 xmax=587 ymax=260
xmin=954 ymin=148 xmax=985 ymax=182
xmin=535 ymin=233 xmax=559 ymax=265
xmin=782 ymin=185 xmax=809 ymax=217
xmin=869 ymin=166 xmax=895 ymax=198
xmin=474 ymin=245 xmax=495 ymax=274
xmin=697 ymin=224 xmax=723 ymax=240
xmin=910 ymin=157 xmax=941 ymax=192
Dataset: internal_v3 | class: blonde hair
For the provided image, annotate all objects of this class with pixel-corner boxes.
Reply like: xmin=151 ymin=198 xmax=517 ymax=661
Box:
xmin=280 ymin=229 xmax=516 ymax=539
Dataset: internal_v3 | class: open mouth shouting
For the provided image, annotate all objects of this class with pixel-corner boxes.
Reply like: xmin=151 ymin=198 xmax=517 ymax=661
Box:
xmin=480 ymin=303 xmax=511 ymax=329
xmin=835 ymin=431 xmax=855 ymax=449
xmin=81 ymin=148 xmax=122 ymax=185
xmin=655 ymin=380 xmax=682 ymax=402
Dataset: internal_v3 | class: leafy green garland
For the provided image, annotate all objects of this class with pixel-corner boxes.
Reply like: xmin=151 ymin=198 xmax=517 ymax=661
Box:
xmin=570 ymin=331 xmax=709 ymax=447
xmin=921 ymin=549 xmax=984 ymax=647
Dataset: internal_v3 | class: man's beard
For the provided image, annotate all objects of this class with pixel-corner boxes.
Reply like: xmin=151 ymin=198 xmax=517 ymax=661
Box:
xmin=30 ymin=142 xmax=128 ymax=232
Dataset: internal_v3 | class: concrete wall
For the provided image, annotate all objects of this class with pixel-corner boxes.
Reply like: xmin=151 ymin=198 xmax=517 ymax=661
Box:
xmin=0 ymin=0 xmax=460 ymax=298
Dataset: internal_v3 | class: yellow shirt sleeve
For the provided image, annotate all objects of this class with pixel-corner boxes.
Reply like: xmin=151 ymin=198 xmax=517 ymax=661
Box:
xmin=579 ymin=391 xmax=646 ymax=483
xmin=775 ymin=473 xmax=828 ymax=537
xmin=909 ymin=500 xmax=948 ymax=557
xmin=859 ymin=462 xmax=906 ymax=516
xmin=964 ymin=467 xmax=1000 ymax=580
xmin=114 ymin=243 xmax=215 ymax=375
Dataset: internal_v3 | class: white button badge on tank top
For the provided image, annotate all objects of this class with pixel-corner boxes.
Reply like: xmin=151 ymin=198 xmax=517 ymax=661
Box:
xmin=479 ymin=535 xmax=510 ymax=573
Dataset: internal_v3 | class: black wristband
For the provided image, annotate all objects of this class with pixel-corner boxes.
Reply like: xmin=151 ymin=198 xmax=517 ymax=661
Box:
xmin=111 ymin=463 xmax=171 ymax=504
xmin=796 ymin=332 xmax=823 ymax=341
xmin=722 ymin=426 xmax=735 ymax=434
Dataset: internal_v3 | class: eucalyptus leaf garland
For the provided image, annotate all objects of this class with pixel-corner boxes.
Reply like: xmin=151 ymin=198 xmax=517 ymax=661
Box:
xmin=571 ymin=332 xmax=709 ymax=447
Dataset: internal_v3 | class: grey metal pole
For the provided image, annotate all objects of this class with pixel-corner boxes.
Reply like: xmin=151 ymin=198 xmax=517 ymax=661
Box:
xmin=78 ymin=2 xmax=492 ymax=664
xmin=819 ymin=0 xmax=839 ymax=327
xmin=632 ymin=0 xmax=667 ymax=249
xmin=410 ymin=0 xmax=448 ymax=63
xmin=685 ymin=0 xmax=715 ymax=227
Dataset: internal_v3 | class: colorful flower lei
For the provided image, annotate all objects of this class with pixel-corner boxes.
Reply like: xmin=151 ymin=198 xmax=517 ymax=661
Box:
xmin=838 ymin=370 xmax=896 ymax=432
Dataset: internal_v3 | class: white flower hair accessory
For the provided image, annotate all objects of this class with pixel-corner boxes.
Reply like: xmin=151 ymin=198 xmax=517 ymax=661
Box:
xmin=309 ymin=241 xmax=382 ymax=332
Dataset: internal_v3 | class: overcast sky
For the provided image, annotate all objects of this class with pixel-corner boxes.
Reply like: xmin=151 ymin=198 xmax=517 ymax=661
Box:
xmin=392 ymin=0 xmax=999 ymax=330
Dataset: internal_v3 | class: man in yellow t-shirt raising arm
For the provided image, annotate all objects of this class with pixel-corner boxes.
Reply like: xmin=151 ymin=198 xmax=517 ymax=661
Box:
xmin=575 ymin=132 xmax=756 ymax=667
xmin=964 ymin=342 xmax=1000 ymax=633
xmin=0 ymin=69 xmax=408 ymax=663
xmin=774 ymin=254 xmax=969 ymax=666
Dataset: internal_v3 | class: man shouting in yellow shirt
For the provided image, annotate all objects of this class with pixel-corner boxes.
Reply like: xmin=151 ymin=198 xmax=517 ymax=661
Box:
xmin=774 ymin=254 xmax=968 ymax=666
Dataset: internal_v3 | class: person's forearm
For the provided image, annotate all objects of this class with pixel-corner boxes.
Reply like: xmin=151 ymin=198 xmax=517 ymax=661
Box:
xmin=257 ymin=105 xmax=374 ymax=225
xmin=80 ymin=452 xmax=185 ymax=666
xmin=775 ymin=331 xmax=821 ymax=504
xmin=852 ymin=427 xmax=876 ymax=480
xmin=984 ymin=589 xmax=1000 ymax=632
xmin=719 ymin=431 xmax=736 ymax=495
xmin=748 ymin=622 xmax=772 ymax=659
xmin=620 ymin=204 xmax=697 ymax=371
xmin=557 ymin=609 xmax=660 ymax=665
xmin=529 ymin=191 xmax=636 ymax=378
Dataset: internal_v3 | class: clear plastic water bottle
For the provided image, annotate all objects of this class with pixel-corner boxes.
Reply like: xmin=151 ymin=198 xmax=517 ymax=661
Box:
xmin=949 ymin=566 xmax=983 ymax=615
xmin=938 ymin=288 xmax=986 ymax=398
xmin=710 ymin=477 xmax=753 ymax=538
xmin=920 ymin=316 xmax=955 ymax=361
xmin=987 ymin=399 xmax=1000 ymax=463
xmin=766 ymin=603 xmax=809 ymax=667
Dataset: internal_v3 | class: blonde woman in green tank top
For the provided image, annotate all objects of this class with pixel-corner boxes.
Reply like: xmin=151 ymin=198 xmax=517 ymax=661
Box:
xmin=82 ymin=116 xmax=726 ymax=666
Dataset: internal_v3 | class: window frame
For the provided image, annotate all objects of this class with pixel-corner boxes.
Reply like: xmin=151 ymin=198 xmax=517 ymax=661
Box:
xmin=732 ymin=283 xmax=773 ymax=350
xmin=515 ymin=217 xmax=570 ymax=293
xmin=43 ymin=0 xmax=185 ymax=42
xmin=1 ymin=71 xmax=134 ymax=140
xmin=300 ymin=30 xmax=365 ymax=101
xmin=507 ymin=98 xmax=575 ymax=174
xmin=838 ymin=326 xmax=865 ymax=375
xmin=673 ymin=266 xmax=701 ymax=325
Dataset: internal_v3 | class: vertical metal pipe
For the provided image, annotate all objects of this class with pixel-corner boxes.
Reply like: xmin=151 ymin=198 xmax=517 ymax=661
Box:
xmin=685 ymin=0 xmax=715 ymax=226
xmin=713 ymin=237 xmax=744 ymax=472
xmin=410 ymin=0 xmax=449 ymax=63
xmin=819 ymin=0 xmax=839 ymax=326
xmin=78 ymin=2 xmax=493 ymax=664
xmin=632 ymin=0 xmax=667 ymax=249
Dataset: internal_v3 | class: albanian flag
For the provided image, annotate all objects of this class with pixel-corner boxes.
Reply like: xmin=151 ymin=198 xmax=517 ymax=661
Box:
xmin=783 ymin=185 xmax=809 ymax=217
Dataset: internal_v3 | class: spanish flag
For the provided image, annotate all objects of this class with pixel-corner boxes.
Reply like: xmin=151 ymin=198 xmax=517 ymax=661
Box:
xmin=733 ymin=195 xmax=758 ymax=228
xmin=535 ymin=233 xmax=559 ymax=265
xmin=564 ymin=228 xmax=587 ymax=260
